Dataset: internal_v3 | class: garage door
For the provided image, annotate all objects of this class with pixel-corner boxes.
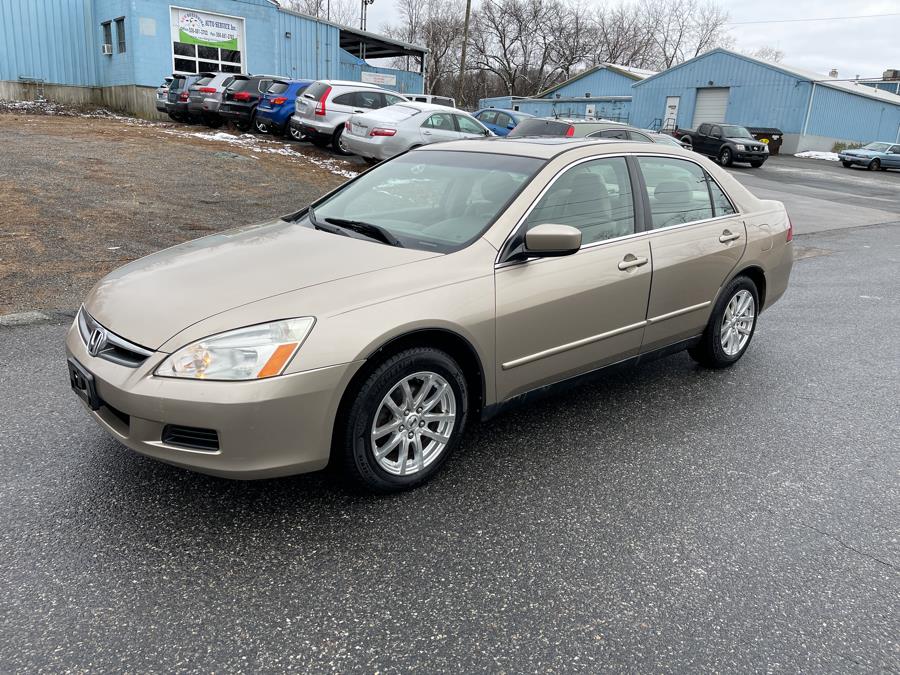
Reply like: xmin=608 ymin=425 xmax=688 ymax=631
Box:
xmin=692 ymin=87 xmax=730 ymax=127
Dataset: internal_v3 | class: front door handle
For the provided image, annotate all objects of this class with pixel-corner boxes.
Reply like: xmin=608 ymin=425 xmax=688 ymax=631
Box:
xmin=719 ymin=230 xmax=742 ymax=243
xmin=618 ymin=255 xmax=649 ymax=271
xmin=422 ymin=130 xmax=432 ymax=135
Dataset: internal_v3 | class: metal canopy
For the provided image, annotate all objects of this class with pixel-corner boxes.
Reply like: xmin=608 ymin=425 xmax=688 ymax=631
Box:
xmin=338 ymin=27 xmax=426 ymax=60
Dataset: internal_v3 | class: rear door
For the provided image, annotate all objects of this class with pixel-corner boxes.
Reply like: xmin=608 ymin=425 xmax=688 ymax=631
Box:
xmin=636 ymin=155 xmax=746 ymax=352
xmin=494 ymin=156 xmax=651 ymax=401
xmin=476 ymin=110 xmax=499 ymax=134
xmin=420 ymin=112 xmax=459 ymax=144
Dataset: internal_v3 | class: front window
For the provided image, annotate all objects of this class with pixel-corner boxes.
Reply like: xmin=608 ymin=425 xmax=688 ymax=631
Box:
xmin=524 ymin=157 xmax=636 ymax=245
xmin=862 ymin=142 xmax=891 ymax=152
xmin=456 ymin=115 xmax=486 ymax=135
xmin=309 ymin=151 xmax=544 ymax=253
xmin=721 ymin=125 xmax=752 ymax=138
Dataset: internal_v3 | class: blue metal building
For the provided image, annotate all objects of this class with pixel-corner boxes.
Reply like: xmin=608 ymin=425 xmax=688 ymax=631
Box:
xmin=477 ymin=63 xmax=655 ymax=123
xmin=630 ymin=49 xmax=900 ymax=153
xmin=0 ymin=0 xmax=426 ymax=117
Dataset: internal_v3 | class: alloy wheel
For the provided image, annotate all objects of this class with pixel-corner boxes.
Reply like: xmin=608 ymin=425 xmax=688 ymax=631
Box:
xmin=289 ymin=126 xmax=304 ymax=141
xmin=370 ymin=371 xmax=456 ymax=476
xmin=720 ymin=289 xmax=755 ymax=356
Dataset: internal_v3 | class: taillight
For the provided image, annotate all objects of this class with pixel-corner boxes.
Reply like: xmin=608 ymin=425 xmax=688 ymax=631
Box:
xmin=315 ymin=86 xmax=332 ymax=116
xmin=178 ymin=90 xmax=189 ymax=102
xmin=786 ymin=215 xmax=793 ymax=242
xmin=271 ymin=97 xmax=287 ymax=105
xmin=565 ymin=125 xmax=574 ymax=137
xmin=370 ymin=127 xmax=397 ymax=137
xmin=198 ymin=87 xmax=216 ymax=93
xmin=233 ymin=91 xmax=251 ymax=102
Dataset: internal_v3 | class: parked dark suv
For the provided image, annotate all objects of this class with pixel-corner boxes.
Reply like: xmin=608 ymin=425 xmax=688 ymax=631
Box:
xmin=165 ymin=74 xmax=201 ymax=122
xmin=218 ymin=74 xmax=277 ymax=131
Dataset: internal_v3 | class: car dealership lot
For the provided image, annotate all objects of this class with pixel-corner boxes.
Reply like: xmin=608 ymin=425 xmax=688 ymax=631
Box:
xmin=1 ymin=112 xmax=898 ymax=671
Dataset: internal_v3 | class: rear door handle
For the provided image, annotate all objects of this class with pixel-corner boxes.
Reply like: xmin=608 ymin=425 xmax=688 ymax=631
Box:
xmin=719 ymin=230 xmax=742 ymax=243
xmin=618 ymin=255 xmax=649 ymax=271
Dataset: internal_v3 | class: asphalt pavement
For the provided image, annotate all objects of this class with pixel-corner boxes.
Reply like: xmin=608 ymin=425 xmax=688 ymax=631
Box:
xmin=726 ymin=155 xmax=899 ymax=235
xmin=1 ymin=224 xmax=898 ymax=672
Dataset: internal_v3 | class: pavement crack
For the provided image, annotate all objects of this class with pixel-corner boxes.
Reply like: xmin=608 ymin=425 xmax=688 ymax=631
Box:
xmin=798 ymin=519 xmax=898 ymax=572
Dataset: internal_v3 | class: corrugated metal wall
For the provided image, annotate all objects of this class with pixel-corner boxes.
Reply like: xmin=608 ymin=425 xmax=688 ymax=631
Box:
xmin=275 ymin=10 xmax=340 ymax=82
xmin=0 ymin=0 xmax=98 ymax=86
xmin=806 ymin=85 xmax=900 ymax=143
xmin=544 ymin=68 xmax=637 ymax=98
xmin=338 ymin=50 xmax=422 ymax=94
xmin=630 ymin=51 xmax=810 ymax=132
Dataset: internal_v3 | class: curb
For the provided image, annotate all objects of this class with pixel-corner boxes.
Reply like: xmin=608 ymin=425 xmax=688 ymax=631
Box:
xmin=0 ymin=310 xmax=76 ymax=327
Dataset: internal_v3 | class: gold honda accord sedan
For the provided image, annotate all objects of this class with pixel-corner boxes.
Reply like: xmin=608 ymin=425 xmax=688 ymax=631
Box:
xmin=67 ymin=138 xmax=793 ymax=491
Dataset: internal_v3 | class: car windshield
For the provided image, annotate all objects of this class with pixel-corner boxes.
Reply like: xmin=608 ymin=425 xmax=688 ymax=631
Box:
xmin=652 ymin=133 xmax=683 ymax=147
xmin=309 ymin=151 xmax=544 ymax=253
xmin=862 ymin=142 xmax=891 ymax=152
xmin=722 ymin=125 xmax=752 ymax=138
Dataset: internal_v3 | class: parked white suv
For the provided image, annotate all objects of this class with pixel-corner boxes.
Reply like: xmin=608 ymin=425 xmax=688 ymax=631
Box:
xmin=291 ymin=80 xmax=407 ymax=154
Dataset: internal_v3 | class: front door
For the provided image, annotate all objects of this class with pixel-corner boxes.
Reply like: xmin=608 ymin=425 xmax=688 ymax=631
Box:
xmin=663 ymin=96 xmax=680 ymax=131
xmin=635 ymin=155 xmax=746 ymax=351
xmin=420 ymin=112 xmax=459 ymax=145
xmin=494 ymin=157 xmax=651 ymax=401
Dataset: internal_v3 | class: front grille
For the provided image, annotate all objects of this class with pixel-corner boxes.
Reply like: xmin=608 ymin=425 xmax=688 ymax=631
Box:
xmin=162 ymin=425 xmax=220 ymax=452
xmin=77 ymin=308 xmax=154 ymax=368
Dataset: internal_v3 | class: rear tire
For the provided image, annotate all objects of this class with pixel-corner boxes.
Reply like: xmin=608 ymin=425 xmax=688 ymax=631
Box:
xmin=235 ymin=120 xmax=251 ymax=132
xmin=288 ymin=125 xmax=306 ymax=142
xmin=719 ymin=147 xmax=733 ymax=167
xmin=203 ymin=114 xmax=223 ymax=129
xmin=332 ymin=126 xmax=351 ymax=155
xmin=689 ymin=275 xmax=759 ymax=369
xmin=253 ymin=114 xmax=269 ymax=134
xmin=167 ymin=112 xmax=183 ymax=123
xmin=337 ymin=348 xmax=469 ymax=493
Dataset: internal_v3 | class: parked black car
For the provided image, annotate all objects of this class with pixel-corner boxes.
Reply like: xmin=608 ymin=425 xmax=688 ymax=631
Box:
xmin=218 ymin=74 xmax=277 ymax=131
xmin=677 ymin=122 xmax=768 ymax=167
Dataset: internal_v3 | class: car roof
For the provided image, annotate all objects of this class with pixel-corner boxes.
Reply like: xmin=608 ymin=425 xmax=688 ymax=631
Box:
xmin=415 ymin=136 xmax=687 ymax=159
xmin=390 ymin=101 xmax=462 ymax=113
xmin=477 ymin=108 xmax=533 ymax=117
xmin=317 ymin=79 xmax=388 ymax=88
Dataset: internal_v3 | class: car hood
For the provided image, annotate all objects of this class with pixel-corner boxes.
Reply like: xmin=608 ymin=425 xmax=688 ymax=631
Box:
xmin=85 ymin=219 xmax=440 ymax=350
xmin=842 ymin=149 xmax=879 ymax=157
xmin=726 ymin=137 xmax=758 ymax=144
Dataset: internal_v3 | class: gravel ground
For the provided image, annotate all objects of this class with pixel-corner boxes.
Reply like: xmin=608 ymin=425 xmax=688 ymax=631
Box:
xmin=0 ymin=111 xmax=356 ymax=315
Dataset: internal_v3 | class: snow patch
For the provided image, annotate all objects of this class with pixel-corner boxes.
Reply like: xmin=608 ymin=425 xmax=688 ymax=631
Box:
xmin=794 ymin=151 xmax=840 ymax=162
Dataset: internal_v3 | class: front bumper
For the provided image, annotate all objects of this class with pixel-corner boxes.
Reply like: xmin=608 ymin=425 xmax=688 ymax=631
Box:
xmin=838 ymin=154 xmax=870 ymax=166
xmin=734 ymin=150 xmax=767 ymax=163
xmin=65 ymin=322 xmax=362 ymax=479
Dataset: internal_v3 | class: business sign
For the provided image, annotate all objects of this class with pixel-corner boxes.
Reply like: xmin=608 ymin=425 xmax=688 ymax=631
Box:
xmin=361 ymin=72 xmax=397 ymax=87
xmin=171 ymin=7 xmax=242 ymax=49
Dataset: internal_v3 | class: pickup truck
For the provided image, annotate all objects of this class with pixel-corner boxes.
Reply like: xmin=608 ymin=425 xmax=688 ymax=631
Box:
xmin=677 ymin=122 xmax=768 ymax=168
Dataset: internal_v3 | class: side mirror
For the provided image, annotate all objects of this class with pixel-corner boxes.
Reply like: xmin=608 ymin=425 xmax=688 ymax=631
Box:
xmin=524 ymin=224 xmax=582 ymax=257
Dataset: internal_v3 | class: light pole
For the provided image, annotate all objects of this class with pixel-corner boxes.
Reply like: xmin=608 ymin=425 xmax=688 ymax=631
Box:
xmin=457 ymin=0 xmax=472 ymax=103
xmin=360 ymin=0 xmax=374 ymax=31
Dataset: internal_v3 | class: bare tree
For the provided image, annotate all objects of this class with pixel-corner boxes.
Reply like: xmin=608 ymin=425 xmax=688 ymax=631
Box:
xmin=279 ymin=0 xmax=357 ymax=25
xmin=745 ymin=45 xmax=785 ymax=63
xmin=640 ymin=0 xmax=732 ymax=70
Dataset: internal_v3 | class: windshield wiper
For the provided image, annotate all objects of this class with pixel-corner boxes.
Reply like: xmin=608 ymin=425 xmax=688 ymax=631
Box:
xmin=323 ymin=217 xmax=404 ymax=248
xmin=306 ymin=206 xmax=349 ymax=237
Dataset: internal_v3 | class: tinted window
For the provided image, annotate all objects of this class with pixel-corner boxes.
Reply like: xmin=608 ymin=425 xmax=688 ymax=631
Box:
xmin=194 ymin=75 xmax=214 ymax=87
xmin=478 ymin=110 xmax=498 ymax=125
xmin=628 ymin=131 xmax=652 ymax=142
xmin=708 ymin=176 xmax=736 ymax=216
xmin=423 ymin=113 xmax=456 ymax=131
xmin=312 ymin=151 xmax=544 ymax=253
xmin=173 ymin=42 xmax=195 ymax=57
xmin=508 ymin=118 xmax=572 ymax=137
xmin=356 ymin=90 xmax=382 ymax=109
xmin=384 ymin=93 xmax=405 ymax=105
xmin=456 ymin=115 xmax=486 ymax=135
xmin=227 ymin=77 xmax=252 ymax=92
xmin=698 ymin=123 xmax=710 ymax=135
xmin=332 ymin=92 xmax=356 ymax=106
xmin=638 ymin=157 xmax=714 ymax=229
xmin=173 ymin=59 xmax=196 ymax=74
xmin=524 ymin=157 xmax=635 ymax=244
xmin=303 ymin=82 xmax=331 ymax=100
xmin=597 ymin=128 xmax=628 ymax=139
xmin=268 ymin=81 xmax=290 ymax=94
xmin=197 ymin=45 xmax=218 ymax=60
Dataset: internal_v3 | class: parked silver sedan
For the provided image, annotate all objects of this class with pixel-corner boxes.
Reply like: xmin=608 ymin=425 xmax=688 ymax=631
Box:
xmin=342 ymin=102 xmax=493 ymax=161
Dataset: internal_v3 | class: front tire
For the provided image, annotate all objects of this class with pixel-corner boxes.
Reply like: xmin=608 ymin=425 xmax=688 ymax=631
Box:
xmin=869 ymin=159 xmax=881 ymax=171
xmin=841 ymin=161 xmax=852 ymax=168
xmin=750 ymin=160 xmax=764 ymax=168
xmin=689 ymin=276 xmax=759 ymax=368
xmin=719 ymin=147 xmax=733 ymax=167
xmin=338 ymin=348 xmax=469 ymax=492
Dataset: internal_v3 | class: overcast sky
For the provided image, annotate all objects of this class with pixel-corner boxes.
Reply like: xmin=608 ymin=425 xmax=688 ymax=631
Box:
xmin=366 ymin=0 xmax=898 ymax=80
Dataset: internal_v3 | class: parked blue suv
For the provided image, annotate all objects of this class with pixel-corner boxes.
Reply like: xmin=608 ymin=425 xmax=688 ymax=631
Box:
xmin=254 ymin=78 xmax=313 ymax=138
xmin=472 ymin=108 xmax=533 ymax=136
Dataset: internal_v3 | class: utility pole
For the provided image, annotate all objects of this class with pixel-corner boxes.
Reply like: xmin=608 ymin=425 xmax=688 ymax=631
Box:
xmin=457 ymin=0 xmax=472 ymax=103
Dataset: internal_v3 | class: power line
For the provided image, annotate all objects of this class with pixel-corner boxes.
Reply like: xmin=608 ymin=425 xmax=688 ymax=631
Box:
xmin=727 ymin=12 xmax=900 ymax=26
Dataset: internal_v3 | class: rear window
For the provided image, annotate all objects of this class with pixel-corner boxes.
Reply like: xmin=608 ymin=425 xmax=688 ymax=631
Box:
xmin=194 ymin=75 xmax=214 ymax=87
xmin=507 ymin=119 xmax=573 ymax=138
xmin=268 ymin=81 xmax=290 ymax=95
xmin=303 ymin=82 xmax=332 ymax=101
xmin=171 ymin=76 xmax=186 ymax=89
xmin=431 ymin=97 xmax=454 ymax=107
xmin=227 ymin=77 xmax=252 ymax=92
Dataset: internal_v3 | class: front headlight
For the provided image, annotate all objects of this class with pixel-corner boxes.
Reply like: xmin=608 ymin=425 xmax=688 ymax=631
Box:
xmin=155 ymin=317 xmax=315 ymax=381
xmin=735 ymin=144 xmax=746 ymax=151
